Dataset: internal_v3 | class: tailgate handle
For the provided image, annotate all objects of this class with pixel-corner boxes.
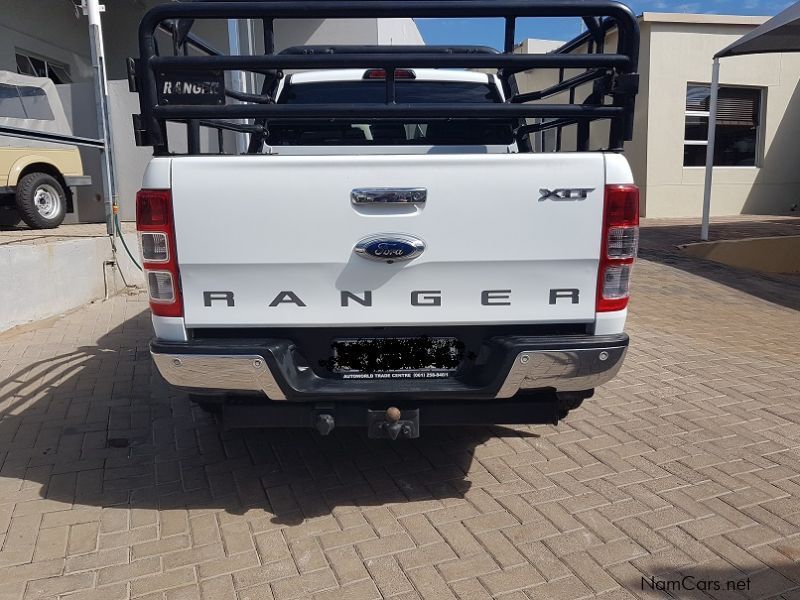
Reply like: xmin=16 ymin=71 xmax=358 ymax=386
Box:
xmin=351 ymin=188 xmax=426 ymax=205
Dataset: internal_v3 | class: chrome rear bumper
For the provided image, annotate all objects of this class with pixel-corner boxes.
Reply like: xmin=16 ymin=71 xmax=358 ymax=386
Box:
xmin=151 ymin=353 xmax=286 ymax=399
xmin=151 ymin=334 xmax=628 ymax=401
xmin=496 ymin=346 xmax=627 ymax=398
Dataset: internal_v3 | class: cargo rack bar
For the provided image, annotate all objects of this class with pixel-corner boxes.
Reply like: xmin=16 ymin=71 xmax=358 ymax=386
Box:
xmin=133 ymin=0 xmax=640 ymax=155
xmin=154 ymin=103 xmax=626 ymax=120
xmin=0 ymin=125 xmax=106 ymax=150
xmin=149 ymin=53 xmax=635 ymax=72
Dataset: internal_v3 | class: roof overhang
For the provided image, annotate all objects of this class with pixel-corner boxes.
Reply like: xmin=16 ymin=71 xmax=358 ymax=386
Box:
xmin=716 ymin=1 xmax=800 ymax=59
xmin=640 ymin=12 xmax=767 ymax=26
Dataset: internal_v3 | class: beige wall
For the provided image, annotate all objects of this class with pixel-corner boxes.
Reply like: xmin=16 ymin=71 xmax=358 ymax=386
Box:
xmin=513 ymin=32 xmax=638 ymax=155
xmin=516 ymin=17 xmax=800 ymax=218
xmin=642 ymin=22 xmax=800 ymax=218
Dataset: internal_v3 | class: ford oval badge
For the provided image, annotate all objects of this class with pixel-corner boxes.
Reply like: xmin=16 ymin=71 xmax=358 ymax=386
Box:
xmin=354 ymin=234 xmax=426 ymax=263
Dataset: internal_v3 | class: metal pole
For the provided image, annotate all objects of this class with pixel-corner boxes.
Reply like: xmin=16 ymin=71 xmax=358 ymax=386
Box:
xmin=245 ymin=19 xmax=257 ymax=94
xmin=83 ymin=0 xmax=116 ymax=236
xmin=227 ymin=19 xmax=248 ymax=154
xmin=701 ymin=58 xmax=720 ymax=241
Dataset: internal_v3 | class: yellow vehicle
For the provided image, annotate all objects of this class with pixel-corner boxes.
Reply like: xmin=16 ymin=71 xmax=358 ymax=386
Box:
xmin=0 ymin=71 xmax=91 ymax=229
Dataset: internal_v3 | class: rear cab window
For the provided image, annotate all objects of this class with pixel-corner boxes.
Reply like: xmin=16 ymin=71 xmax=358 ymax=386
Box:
xmin=268 ymin=77 xmax=515 ymax=146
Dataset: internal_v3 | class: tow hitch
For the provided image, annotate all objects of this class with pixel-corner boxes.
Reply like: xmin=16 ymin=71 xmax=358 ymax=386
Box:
xmin=222 ymin=395 xmax=561 ymax=435
xmin=368 ymin=407 xmax=420 ymax=440
xmin=313 ymin=407 xmax=420 ymax=439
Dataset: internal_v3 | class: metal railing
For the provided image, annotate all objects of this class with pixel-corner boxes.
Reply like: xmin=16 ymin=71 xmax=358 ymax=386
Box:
xmin=131 ymin=0 xmax=640 ymax=155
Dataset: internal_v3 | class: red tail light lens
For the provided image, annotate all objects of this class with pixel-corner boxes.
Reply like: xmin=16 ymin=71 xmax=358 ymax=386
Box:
xmin=136 ymin=189 xmax=171 ymax=228
xmin=136 ymin=189 xmax=182 ymax=317
xmin=597 ymin=184 xmax=639 ymax=312
xmin=604 ymin=185 xmax=639 ymax=226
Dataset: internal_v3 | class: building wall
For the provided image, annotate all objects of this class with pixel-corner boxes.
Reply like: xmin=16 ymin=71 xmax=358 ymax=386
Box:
xmin=1 ymin=2 xmax=422 ymax=82
xmin=512 ymin=41 xmax=583 ymax=153
xmin=1 ymin=2 xmax=423 ymax=223
xmin=0 ymin=1 xmax=94 ymax=80
xmin=0 ymin=1 xmax=239 ymax=82
xmin=0 ymin=0 xmax=155 ymax=82
xmin=643 ymin=22 xmax=800 ymax=218
xmin=513 ymin=33 xmax=639 ymax=156
xmin=54 ymin=81 xmax=105 ymax=224
xmin=515 ymin=17 xmax=800 ymax=218
xmin=274 ymin=18 xmax=423 ymax=50
xmin=624 ymin=28 xmax=650 ymax=212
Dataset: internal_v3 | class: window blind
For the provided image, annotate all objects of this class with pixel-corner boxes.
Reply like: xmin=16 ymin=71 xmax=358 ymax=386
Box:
xmin=685 ymin=85 xmax=760 ymax=127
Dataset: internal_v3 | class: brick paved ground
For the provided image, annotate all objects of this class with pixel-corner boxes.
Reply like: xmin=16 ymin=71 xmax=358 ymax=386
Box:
xmin=640 ymin=215 xmax=800 ymax=246
xmin=0 ymin=221 xmax=799 ymax=599
xmin=638 ymin=217 xmax=800 ymax=312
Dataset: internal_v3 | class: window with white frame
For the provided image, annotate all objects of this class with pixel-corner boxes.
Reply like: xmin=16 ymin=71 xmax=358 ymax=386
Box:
xmin=15 ymin=51 xmax=72 ymax=84
xmin=684 ymin=84 xmax=763 ymax=167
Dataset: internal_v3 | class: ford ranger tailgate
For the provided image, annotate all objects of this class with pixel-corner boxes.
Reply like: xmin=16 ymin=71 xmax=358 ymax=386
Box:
xmin=170 ymin=152 xmax=606 ymax=328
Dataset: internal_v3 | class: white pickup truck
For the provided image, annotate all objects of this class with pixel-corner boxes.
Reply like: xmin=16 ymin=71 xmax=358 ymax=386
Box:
xmin=132 ymin=1 xmax=640 ymax=438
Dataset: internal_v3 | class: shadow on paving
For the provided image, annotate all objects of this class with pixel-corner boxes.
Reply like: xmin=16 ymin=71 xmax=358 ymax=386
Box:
xmin=639 ymin=219 xmax=800 ymax=312
xmin=0 ymin=308 xmax=537 ymax=525
xmin=621 ymin=559 xmax=800 ymax=600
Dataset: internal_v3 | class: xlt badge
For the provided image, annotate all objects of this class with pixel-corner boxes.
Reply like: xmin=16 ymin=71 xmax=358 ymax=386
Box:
xmin=539 ymin=188 xmax=595 ymax=201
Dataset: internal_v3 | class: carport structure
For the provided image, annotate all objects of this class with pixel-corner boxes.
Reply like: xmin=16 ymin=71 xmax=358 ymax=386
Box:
xmin=702 ymin=1 xmax=800 ymax=239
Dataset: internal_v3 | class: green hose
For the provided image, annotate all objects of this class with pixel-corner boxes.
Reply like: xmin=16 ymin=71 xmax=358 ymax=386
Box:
xmin=114 ymin=212 xmax=143 ymax=271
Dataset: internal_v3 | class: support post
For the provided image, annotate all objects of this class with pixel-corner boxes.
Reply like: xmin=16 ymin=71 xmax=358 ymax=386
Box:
xmin=701 ymin=58 xmax=720 ymax=241
xmin=245 ymin=19 xmax=257 ymax=95
xmin=227 ymin=19 xmax=248 ymax=154
xmin=83 ymin=0 xmax=116 ymax=235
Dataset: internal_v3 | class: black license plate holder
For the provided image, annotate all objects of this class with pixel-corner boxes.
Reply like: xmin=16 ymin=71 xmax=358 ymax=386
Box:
xmin=327 ymin=337 xmax=463 ymax=379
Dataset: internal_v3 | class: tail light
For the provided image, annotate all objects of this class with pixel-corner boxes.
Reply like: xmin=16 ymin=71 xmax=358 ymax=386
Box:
xmin=136 ymin=189 xmax=183 ymax=317
xmin=597 ymin=184 xmax=639 ymax=312
xmin=363 ymin=68 xmax=416 ymax=80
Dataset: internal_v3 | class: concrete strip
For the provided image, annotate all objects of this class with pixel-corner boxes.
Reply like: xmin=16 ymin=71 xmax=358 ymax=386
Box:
xmin=680 ymin=235 xmax=800 ymax=274
xmin=0 ymin=232 xmax=144 ymax=333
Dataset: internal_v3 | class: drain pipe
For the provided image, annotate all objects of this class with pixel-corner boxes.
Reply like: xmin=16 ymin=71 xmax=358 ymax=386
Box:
xmin=82 ymin=0 xmax=117 ymax=237
xmin=82 ymin=1 xmax=145 ymax=292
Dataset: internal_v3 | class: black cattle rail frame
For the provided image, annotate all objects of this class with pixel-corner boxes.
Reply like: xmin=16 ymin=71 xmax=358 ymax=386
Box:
xmin=130 ymin=0 xmax=640 ymax=156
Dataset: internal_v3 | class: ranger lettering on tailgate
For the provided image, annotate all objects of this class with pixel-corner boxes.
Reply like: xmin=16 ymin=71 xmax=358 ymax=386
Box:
xmin=202 ymin=290 xmax=583 ymax=308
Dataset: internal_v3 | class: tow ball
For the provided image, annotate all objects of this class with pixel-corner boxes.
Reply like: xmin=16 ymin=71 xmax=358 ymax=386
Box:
xmin=312 ymin=407 xmax=420 ymax=439
xmin=368 ymin=407 xmax=420 ymax=440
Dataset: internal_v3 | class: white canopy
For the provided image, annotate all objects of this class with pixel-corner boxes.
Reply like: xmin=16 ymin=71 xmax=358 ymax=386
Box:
xmin=0 ymin=71 xmax=73 ymax=140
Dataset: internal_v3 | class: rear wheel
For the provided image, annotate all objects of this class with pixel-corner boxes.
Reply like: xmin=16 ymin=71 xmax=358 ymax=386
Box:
xmin=15 ymin=172 xmax=67 ymax=229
